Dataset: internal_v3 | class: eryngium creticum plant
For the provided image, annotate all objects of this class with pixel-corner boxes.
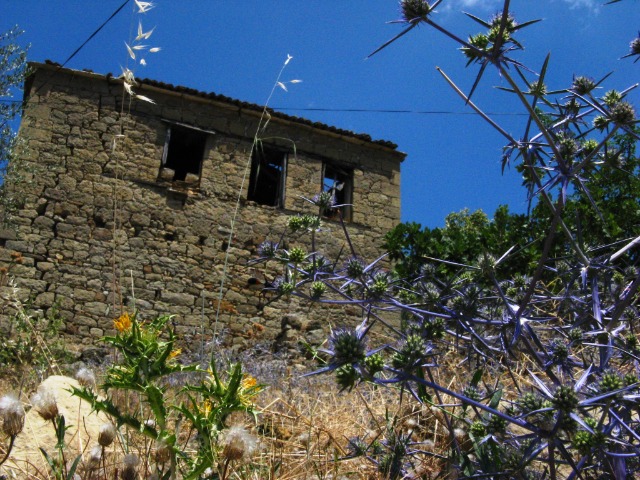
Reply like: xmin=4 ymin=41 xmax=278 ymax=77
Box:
xmin=250 ymin=1 xmax=640 ymax=477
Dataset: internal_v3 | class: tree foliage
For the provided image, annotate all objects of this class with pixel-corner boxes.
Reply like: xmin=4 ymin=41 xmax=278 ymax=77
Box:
xmin=386 ymin=126 xmax=640 ymax=280
xmin=0 ymin=26 xmax=29 ymax=224
xmin=0 ymin=26 xmax=28 ymax=167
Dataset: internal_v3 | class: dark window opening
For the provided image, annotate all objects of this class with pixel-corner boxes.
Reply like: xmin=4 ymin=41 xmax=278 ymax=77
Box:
xmin=323 ymin=163 xmax=353 ymax=221
xmin=248 ymin=145 xmax=287 ymax=207
xmin=161 ymin=125 xmax=207 ymax=182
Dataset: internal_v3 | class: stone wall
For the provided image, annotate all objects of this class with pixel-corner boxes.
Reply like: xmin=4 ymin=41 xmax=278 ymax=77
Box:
xmin=0 ymin=63 xmax=404 ymax=355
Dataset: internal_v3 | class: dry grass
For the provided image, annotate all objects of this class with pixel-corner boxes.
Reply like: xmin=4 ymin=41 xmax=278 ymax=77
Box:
xmin=0 ymin=348 xmax=468 ymax=479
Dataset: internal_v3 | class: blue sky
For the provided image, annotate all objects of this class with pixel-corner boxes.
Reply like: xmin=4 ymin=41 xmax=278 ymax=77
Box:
xmin=1 ymin=1 xmax=638 ymax=227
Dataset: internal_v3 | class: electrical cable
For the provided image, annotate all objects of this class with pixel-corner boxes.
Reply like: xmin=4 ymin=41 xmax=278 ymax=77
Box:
xmin=0 ymin=97 xmax=529 ymax=116
xmin=59 ymin=0 xmax=131 ymax=70
xmin=0 ymin=0 xmax=132 ymax=133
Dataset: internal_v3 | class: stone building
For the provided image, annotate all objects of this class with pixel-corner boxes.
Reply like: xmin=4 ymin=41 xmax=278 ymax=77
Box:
xmin=0 ymin=61 xmax=404 ymax=354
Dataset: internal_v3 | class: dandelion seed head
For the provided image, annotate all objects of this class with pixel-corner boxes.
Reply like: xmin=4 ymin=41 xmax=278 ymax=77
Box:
xmin=0 ymin=394 xmax=25 ymax=436
xmin=85 ymin=445 xmax=102 ymax=469
xmin=31 ymin=386 xmax=58 ymax=421
xmin=122 ymin=454 xmax=140 ymax=480
xmin=98 ymin=422 xmax=116 ymax=447
xmin=155 ymin=437 xmax=171 ymax=463
xmin=76 ymin=367 xmax=96 ymax=388
xmin=221 ymin=425 xmax=257 ymax=462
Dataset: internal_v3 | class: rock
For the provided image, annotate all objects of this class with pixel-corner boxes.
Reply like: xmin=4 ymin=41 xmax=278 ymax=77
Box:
xmin=1 ymin=375 xmax=108 ymax=478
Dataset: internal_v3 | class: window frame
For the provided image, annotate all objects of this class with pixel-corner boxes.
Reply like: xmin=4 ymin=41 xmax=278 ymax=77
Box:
xmin=247 ymin=144 xmax=288 ymax=208
xmin=322 ymin=162 xmax=353 ymax=222
xmin=159 ymin=121 xmax=214 ymax=184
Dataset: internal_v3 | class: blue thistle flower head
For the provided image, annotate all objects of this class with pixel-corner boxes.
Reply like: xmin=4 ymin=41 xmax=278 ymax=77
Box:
xmin=344 ymin=256 xmax=366 ymax=279
xmin=312 ymin=191 xmax=336 ymax=210
xmin=258 ymin=240 xmax=278 ymax=258
xmin=321 ymin=320 xmax=371 ymax=369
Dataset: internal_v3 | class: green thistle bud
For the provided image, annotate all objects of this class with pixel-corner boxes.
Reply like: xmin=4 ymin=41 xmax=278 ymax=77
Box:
xmin=519 ymin=393 xmax=543 ymax=413
xmin=278 ymin=281 xmax=295 ymax=295
xmin=400 ymin=0 xmax=433 ymax=23
xmin=610 ymin=101 xmax=636 ymax=125
xmin=477 ymin=253 xmax=497 ymax=277
xmin=329 ymin=328 xmax=366 ymax=365
xmin=487 ymin=414 xmax=507 ymax=434
xmin=612 ymin=271 xmax=625 ymax=287
xmin=392 ymin=334 xmax=426 ymax=371
xmin=580 ymin=139 xmax=598 ymax=156
xmin=462 ymin=33 xmax=489 ymax=62
xmin=488 ymin=25 xmax=511 ymax=43
xmin=301 ymin=214 xmax=321 ymax=230
xmin=462 ymin=386 xmax=481 ymax=402
xmin=571 ymin=76 xmax=596 ymax=95
xmin=469 ymin=421 xmax=485 ymax=438
xmin=549 ymin=339 xmax=570 ymax=364
xmin=553 ymin=386 xmax=578 ymax=413
xmin=573 ymin=430 xmax=593 ymax=455
xmin=624 ymin=333 xmax=638 ymax=352
xmin=364 ymin=352 xmax=385 ymax=375
xmin=557 ymin=135 xmax=578 ymax=160
xmin=310 ymin=281 xmax=326 ymax=299
xmin=558 ymin=414 xmax=578 ymax=433
xmin=599 ymin=371 xmax=623 ymax=394
xmin=288 ymin=215 xmax=304 ymax=232
xmin=623 ymin=373 xmax=638 ymax=387
xmin=593 ymin=115 xmax=609 ymax=131
xmin=424 ymin=317 xmax=445 ymax=340
xmin=602 ymin=89 xmax=622 ymax=107
xmin=335 ymin=364 xmax=359 ymax=391
xmin=345 ymin=257 xmax=365 ymax=278
xmin=313 ymin=191 xmax=335 ymax=211
xmin=489 ymin=12 xmax=518 ymax=31
xmin=568 ymin=328 xmax=583 ymax=343
xmin=368 ymin=272 xmax=389 ymax=299
xmin=529 ymin=80 xmax=547 ymax=96
xmin=513 ymin=273 xmax=528 ymax=289
xmin=287 ymin=247 xmax=306 ymax=264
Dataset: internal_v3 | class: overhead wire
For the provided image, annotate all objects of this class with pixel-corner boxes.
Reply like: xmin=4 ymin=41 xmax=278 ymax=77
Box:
xmin=0 ymin=0 xmax=132 ymax=132
xmin=0 ymin=97 xmax=529 ymax=117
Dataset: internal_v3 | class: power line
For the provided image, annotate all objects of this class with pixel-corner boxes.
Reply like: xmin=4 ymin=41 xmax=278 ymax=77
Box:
xmin=0 ymin=97 xmax=531 ymax=116
xmin=59 ymin=0 xmax=131 ymax=70
xmin=1 ymin=0 xmax=131 ymax=133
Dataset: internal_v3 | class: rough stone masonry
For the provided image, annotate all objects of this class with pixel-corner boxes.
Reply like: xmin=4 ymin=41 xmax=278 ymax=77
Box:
xmin=0 ymin=62 xmax=404 ymax=356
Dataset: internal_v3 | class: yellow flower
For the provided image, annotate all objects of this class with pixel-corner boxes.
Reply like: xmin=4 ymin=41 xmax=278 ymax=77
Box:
xmin=114 ymin=312 xmax=132 ymax=332
xmin=238 ymin=375 xmax=261 ymax=406
xmin=241 ymin=375 xmax=257 ymax=390
xmin=168 ymin=348 xmax=182 ymax=360
xmin=202 ymin=400 xmax=212 ymax=416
